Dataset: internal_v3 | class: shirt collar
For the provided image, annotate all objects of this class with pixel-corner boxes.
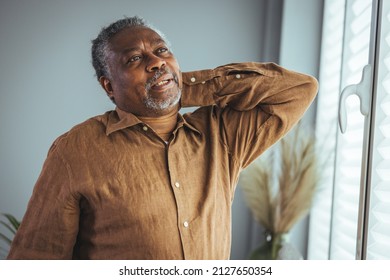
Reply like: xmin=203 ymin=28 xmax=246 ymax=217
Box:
xmin=106 ymin=107 xmax=201 ymax=136
xmin=176 ymin=113 xmax=202 ymax=135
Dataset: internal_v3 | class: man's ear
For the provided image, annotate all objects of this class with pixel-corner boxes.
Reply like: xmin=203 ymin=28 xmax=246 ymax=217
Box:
xmin=99 ymin=76 xmax=115 ymax=102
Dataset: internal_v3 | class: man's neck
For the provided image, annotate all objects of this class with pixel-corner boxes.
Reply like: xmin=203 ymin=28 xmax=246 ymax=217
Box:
xmin=138 ymin=110 xmax=178 ymax=142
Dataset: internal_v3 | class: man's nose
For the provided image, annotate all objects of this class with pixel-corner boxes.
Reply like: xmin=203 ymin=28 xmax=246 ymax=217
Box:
xmin=146 ymin=55 xmax=166 ymax=72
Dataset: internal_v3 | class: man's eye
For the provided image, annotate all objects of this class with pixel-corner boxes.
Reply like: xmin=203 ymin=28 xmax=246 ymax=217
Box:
xmin=157 ymin=47 xmax=168 ymax=54
xmin=128 ymin=55 xmax=141 ymax=63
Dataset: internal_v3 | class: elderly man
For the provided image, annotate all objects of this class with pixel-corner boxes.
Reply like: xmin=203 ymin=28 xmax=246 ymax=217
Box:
xmin=8 ymin=16 xmax=317 ymax=259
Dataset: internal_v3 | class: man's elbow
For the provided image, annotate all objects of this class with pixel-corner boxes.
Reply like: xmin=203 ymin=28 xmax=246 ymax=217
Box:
xmin=305 ymin=75 xmax=319 ymax=101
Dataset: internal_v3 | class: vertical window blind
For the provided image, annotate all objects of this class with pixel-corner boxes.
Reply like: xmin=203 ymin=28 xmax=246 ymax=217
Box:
xmin=307 ymin=0 xmax=345 ymax=260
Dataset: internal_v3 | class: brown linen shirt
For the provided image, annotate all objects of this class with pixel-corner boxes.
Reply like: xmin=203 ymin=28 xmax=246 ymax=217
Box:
xmin=7 ymin=62 xmax=318 ymax=260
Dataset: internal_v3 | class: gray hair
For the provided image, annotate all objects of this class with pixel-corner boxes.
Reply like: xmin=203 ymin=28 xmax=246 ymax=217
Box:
xmin=91 ymin=16 xmax=168 ymax=80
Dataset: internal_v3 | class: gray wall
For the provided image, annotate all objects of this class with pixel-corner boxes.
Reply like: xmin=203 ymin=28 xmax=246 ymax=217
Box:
xmin=278 ymin=0 xmax=324 ymax=259
xmin=0 ymin=0 xmax=282 ymax=259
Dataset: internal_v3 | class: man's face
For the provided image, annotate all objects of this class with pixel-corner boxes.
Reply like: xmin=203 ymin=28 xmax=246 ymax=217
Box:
xmin=100 ymin=27 xmax=182 ymax=117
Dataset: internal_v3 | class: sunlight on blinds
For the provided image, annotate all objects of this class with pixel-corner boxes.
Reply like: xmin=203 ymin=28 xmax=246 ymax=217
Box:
xmin=330 ymin=0 xmax=372 ymax=260
xmin=307 ymin=0 xmax=345 ymax=260
xmin=366 ymin=0 xmax=390 ymax=259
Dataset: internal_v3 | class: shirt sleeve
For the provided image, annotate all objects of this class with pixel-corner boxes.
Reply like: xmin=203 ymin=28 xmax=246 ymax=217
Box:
xmin=7 ymin=143 xmax=79 ymax=259
xmin=180 ymin=62 xmax=318 ymax=168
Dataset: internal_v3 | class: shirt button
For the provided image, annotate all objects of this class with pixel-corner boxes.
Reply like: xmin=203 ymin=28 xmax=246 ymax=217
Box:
xmin=235 ymin=74 xmax=241 ymax=79
xmin=142 ymin=126 xmax=148 ymax=131
xmin=183 ymin=221 xmax=189 ymax=228
xmin=190 ymin=77 xmax=196 ymax=83
xmin=175 ymin=182 xmax=180 ymax=188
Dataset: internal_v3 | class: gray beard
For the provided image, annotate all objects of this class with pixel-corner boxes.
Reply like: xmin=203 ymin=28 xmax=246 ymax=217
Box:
xmin=144 ymin=67 xmax=181 ymax=112
xmin=143 ymin=88 xmax=181 ymax=112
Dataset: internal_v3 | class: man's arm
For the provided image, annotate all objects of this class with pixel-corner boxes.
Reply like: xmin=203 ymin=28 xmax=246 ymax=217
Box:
xmin=7 ymin=144 xmax=79 ymax=259
xmin=181 ymin=62 xmax=318 ymax=168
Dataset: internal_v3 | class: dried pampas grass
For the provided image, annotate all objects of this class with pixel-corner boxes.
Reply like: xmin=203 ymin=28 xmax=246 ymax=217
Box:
xmin=240 ymin=124 xmax=320 ymax=233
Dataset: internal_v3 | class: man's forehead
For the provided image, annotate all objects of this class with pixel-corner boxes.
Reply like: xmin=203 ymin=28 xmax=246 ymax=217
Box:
xmin=109 ymin=27 xmax=166 ymax=51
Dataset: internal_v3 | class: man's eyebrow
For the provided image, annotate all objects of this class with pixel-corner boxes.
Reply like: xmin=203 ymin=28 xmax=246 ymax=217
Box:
xmin=150 ymin=37 xmax=167 ymax=46
xmin=121 ymin=47 xmax=140 ymax=55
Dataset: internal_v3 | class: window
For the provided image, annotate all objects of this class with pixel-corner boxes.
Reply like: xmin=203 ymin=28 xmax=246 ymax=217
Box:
xmin=308 ymin=0 xmax=390 ymax=259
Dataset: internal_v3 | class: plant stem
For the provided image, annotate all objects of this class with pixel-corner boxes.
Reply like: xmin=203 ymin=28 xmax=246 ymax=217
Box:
xmin=271 ymin=233 xmax=284 ymax=259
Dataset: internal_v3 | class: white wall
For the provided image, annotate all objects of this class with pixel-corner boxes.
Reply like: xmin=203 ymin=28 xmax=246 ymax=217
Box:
xmin=0 ymin=0 xmax=278 ymax=259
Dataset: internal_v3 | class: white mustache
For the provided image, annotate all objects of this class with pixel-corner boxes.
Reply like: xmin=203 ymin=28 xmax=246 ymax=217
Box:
xmin=145 ymin=68 xmax=179 ymax=92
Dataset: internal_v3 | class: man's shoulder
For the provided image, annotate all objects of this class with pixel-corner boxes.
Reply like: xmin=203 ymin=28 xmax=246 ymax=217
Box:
xmin=51 ymin=110 xmax=114 ymax=150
